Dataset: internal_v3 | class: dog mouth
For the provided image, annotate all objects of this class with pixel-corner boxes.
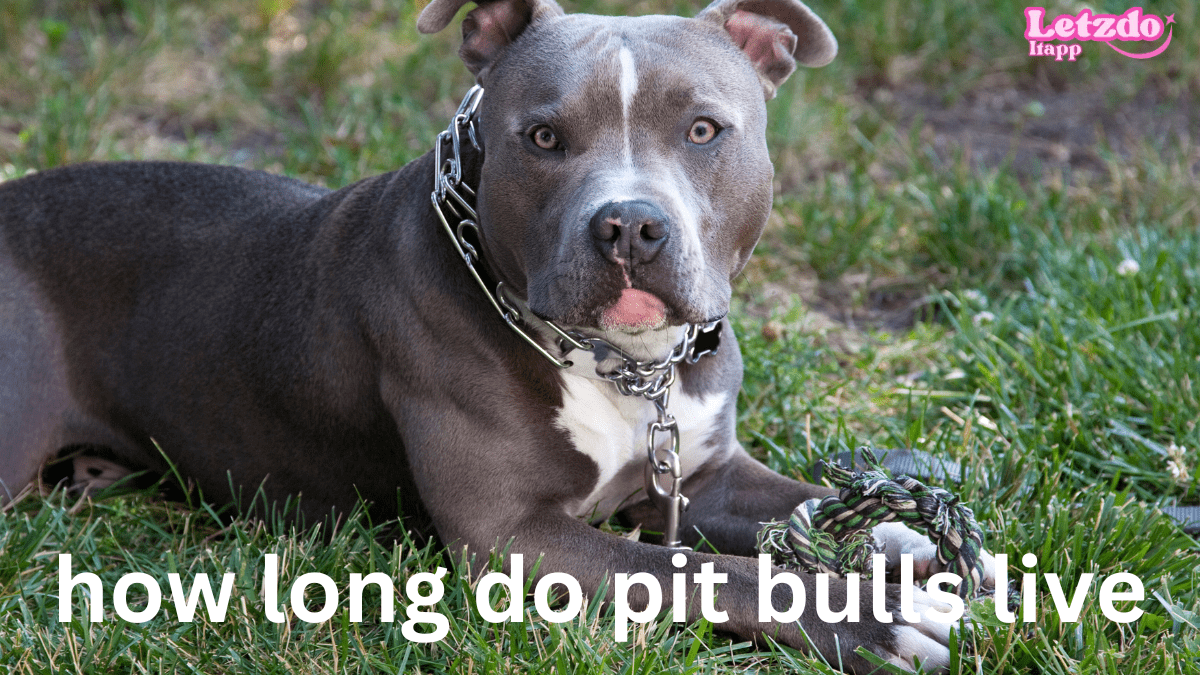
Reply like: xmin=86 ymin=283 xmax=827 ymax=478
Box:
xmin=598 ymin=288 xmax=668 ymax=333
xmin=522 ymin=267 xmax=727 ymax=339
xmin=527 ymin=289 xmax=724 ymax=334
xmin=520 ymin=286 xmax=725 ymax=364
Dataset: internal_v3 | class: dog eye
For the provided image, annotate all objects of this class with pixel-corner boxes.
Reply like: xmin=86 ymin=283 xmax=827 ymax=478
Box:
xmin=530 ymin=125 xmax=562 ymax=151
xmin=687 ymin=119 xmax=720 ymax=145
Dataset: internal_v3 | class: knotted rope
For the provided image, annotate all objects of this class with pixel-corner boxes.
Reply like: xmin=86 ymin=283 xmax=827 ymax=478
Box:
xmin=757 ymin=448 xmax=986 ymax=598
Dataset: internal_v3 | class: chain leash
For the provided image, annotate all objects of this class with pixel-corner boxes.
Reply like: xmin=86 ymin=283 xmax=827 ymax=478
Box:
xmin=429 ymin=85 xmax=718 ymax=548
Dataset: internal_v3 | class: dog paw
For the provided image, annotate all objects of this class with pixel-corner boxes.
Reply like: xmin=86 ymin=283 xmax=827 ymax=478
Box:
xmin=873 ymin=521 xmax=997 ymax=590
xmin=879 ymin=586 xmax=958 ymax=671
xmin=804 ymin=576 xmax=965 ymax=674
xmin=883 ymin=624 xmax=951 ymax=672
xmin=836 ymin=584 xmax=961 ymax=673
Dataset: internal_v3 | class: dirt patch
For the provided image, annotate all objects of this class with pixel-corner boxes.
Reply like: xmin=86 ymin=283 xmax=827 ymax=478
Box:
xmin=762 ymin=74 xmax=1199 ymax=339
xmin=874 ymin=75 xmax=1198 ymax=178
xmin=739 ymin=269 xmax=952 ymax=356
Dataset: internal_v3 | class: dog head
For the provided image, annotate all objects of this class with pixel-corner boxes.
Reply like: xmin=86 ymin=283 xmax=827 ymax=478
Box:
xmin=419 ymin=0 xmax=835 ymax=353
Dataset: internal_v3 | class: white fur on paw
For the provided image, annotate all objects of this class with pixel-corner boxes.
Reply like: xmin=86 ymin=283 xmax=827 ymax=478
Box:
xmin=874 ymin=522 xmax=939 ymax=576
xmin=885 ymin=625 xmax=951 ymax=671
xmin=909 ymin=586 xmax=956 ymax=639
xmin=876 ymin=522 xmax=1001 ymax=593
xmin=977 ymin=548 xmax=997 ymax=588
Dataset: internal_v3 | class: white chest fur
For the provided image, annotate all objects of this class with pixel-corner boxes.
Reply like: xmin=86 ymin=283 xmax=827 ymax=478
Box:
xmin=555 ymin=371 xmax=731 ymax=520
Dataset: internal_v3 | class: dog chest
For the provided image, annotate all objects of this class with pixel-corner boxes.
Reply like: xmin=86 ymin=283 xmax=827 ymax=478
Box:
xmin=554 ymin=372 xmax=729 ymax=519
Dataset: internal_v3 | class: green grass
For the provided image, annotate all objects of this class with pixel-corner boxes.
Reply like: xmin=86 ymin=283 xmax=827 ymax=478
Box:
xmin=2 ymin=0 xmax=1198 ymax=673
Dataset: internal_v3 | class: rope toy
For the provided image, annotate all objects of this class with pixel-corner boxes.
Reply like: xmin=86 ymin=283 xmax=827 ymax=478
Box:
xmin=757 ymin=448 xmax=986 ymax=598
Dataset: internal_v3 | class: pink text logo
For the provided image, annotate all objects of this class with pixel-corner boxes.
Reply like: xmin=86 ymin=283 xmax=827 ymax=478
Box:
xmin=1024 ymin=6 xmax=1175 ymax=61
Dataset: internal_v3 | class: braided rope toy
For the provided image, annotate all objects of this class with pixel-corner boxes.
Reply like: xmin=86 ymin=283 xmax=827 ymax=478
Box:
xmin=757 ymin=448 xmax=986 ymax=598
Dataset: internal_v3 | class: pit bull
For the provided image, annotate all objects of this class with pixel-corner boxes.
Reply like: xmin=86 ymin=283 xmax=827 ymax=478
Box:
xmin=0 ymin=0 xmax=994 ymax=670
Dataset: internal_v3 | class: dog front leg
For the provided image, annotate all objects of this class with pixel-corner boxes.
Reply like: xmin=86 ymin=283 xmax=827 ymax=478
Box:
xmin=631 ymin=445 xmax=834 ymax=555
xmin=658 ymin=447 xmax=996 ymax=590
xmin=457 ymin=509 xmax=955 ymax=674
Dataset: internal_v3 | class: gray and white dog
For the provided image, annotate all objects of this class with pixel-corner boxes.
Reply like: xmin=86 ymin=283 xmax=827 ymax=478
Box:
xmin=0 ymin=0 xmax=993 ymax=670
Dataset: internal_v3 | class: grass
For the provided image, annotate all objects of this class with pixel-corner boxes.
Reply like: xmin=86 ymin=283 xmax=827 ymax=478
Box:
xmin=1 ymin=0 xmax=1198 ymax=673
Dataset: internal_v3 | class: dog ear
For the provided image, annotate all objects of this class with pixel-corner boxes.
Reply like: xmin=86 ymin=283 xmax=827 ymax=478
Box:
xmin=417 ymin=0 xmax=564 ymax=81
xmin=697 ymin=0 xmax=837 ymax=99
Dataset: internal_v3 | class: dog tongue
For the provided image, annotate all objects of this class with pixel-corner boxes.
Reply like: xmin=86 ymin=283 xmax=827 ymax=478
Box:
xmin=600 ymin=289 xmax=667 ymax=331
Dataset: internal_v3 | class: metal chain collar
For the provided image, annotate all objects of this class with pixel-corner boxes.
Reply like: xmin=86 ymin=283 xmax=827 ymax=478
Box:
xmin=430 ymin=85 xmax=719 ymax=548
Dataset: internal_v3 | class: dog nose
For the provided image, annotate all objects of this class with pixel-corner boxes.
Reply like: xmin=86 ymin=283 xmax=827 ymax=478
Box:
xmin=589 ymin=200 xmax=669 ymax=265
